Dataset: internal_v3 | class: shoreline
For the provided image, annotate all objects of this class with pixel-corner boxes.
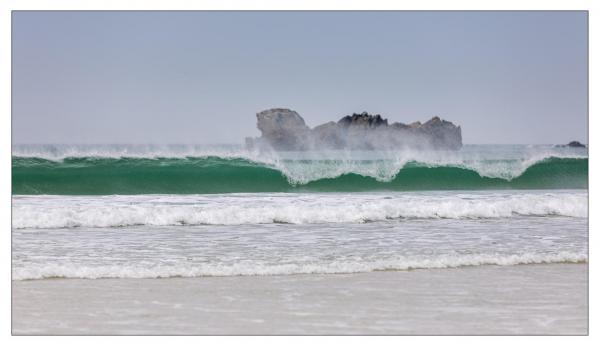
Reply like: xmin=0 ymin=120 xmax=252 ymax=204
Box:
xmin=12 ymin=260 xmax=589 ymax=282
xmin=12 ymin=263 xmax=588 ymax=335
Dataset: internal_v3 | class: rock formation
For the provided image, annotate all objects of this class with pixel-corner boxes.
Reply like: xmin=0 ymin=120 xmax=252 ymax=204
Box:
xmin=556 ymin=141 xmax=586 ymax=148
xmin=246 ymin=108 xmax=462 ymax=151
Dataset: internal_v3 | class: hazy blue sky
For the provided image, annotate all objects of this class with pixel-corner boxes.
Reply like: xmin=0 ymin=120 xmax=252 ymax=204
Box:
xmin=12 ymin=11 xmax=587 ymax=144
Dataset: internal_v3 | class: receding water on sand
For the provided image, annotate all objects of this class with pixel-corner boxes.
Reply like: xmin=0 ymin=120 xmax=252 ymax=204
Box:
xmin=12 ymin=191 xmax=587 ymax=280
xmin=12 ymin=264 xmax=588 ymax=335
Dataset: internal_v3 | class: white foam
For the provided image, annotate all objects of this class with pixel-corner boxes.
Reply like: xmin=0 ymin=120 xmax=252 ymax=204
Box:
xmin=12 ymin=191 xmax=588 ymax=229
xmin=12 ymin=251 xmax=587 ymax=280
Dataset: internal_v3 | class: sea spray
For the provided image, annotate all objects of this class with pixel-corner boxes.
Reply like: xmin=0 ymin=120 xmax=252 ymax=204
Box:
xmin=12 ymin=155 xmax=588 ymax=194
xmin=12 ymin=144 xmax=588 ymax=191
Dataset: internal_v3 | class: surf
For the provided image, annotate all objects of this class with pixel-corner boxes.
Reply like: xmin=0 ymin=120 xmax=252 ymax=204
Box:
xmin=12 ymin=191 xmax=588 ymax=229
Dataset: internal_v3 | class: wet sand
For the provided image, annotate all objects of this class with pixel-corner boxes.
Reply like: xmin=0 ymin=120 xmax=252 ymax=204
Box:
xmin=12 ymin=263 xmax=587 ymax=335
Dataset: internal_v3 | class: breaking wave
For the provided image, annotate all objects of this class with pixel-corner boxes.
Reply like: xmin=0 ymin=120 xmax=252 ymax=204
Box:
xmin=12 ymin=154 xmax=588 ymax=194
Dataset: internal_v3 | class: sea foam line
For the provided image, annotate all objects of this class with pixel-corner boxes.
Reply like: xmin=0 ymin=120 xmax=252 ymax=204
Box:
xmin=12 ymin=252 xmax=587 ymax=280
xmin=12 ymin=192 xmax=587 ymax=229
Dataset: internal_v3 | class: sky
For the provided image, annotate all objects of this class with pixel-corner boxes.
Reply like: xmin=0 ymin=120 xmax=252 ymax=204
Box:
xmin=12 ymin=11 xmax=587 ymax=145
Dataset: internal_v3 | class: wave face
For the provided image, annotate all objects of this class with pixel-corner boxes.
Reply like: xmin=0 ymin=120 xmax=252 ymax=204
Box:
xmin=12 ymin=151 xmax=588 ymax=194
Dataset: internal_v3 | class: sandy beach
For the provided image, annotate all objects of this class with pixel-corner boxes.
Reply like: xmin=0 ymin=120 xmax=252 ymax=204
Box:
xmin=12 ymin=263 xmax=587 ymax=335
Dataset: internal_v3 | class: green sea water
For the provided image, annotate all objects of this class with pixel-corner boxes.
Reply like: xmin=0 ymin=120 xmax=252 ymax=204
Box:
xmin=12 ymin=154 xmax=588 ymax=195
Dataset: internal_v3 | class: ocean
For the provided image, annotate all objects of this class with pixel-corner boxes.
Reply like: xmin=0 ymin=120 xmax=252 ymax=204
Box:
xmin=11 ymin=144 xmax=588 ymax=334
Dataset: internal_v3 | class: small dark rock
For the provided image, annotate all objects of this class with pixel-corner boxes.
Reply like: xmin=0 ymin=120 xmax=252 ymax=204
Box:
xmin=556 ymin=141 xmax=586 ymax=148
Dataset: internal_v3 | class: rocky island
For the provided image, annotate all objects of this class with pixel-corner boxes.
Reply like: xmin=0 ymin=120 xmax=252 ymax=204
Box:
xmin=246 ymin=108 xmax=462 ymax=151
xmin=556 ymin=141 xmax=586 ymax=148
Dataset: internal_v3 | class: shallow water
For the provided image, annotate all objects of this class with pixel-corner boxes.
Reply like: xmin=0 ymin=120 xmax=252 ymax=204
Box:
xmin=12 ymin=264 xmax=588 ymax=335
xmin=12 ymin=190 xmax=587 ymax=280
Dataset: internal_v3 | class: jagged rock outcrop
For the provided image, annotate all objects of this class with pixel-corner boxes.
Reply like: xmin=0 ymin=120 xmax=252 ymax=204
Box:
xmin=338 ymin=113 xmax=388 ymax=128
xmin=246 ymin=108 xmax=462 ymax=151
